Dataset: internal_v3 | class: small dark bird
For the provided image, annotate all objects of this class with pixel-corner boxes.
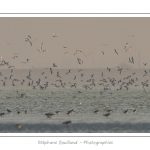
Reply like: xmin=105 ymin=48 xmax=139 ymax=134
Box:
xmin=133 ymin=109 xmax=136 ymax=113
xmin=62 ymin=121 xmax=72 ymax=125
xmin=124 ymin=110 xmax=128 ymax=114
xmin=45 ymin=113 xmax=55 ymax=118
xmin=0 ymin=113 xmax=5 ymax=117
xmin=103 ymin=113 xmax=110 ymax=117
xmin=7 ymin=109 xmax=11 ymax=113
xmin=106 ymin=109 xmax=113 ymax=113
xmin=56 ymin=111 xmax=61 ymax=114
xmin=25 ymin=110 xmax=28 ymax=114
xmin=67 ymin=109 xmax=74 ymax=115
xmin=94 ymin=109 xmax=100 ymax=114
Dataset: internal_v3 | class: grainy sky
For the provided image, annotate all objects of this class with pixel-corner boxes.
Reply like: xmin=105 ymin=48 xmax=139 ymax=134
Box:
xmin=0 ymin=17 xmax=150 ymax=69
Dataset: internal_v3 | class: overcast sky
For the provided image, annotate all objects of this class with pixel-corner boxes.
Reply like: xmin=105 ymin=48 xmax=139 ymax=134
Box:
xmin=0 ymin=17 xmax=150 ymax=69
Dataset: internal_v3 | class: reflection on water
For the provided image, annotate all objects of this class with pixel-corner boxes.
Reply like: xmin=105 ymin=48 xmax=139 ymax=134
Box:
xmin=0 ymin=88 xmax=150 ymax=132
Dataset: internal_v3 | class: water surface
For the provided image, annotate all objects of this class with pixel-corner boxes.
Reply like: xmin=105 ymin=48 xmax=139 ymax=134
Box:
xmin=0 ymin=88 xmax=150 ymax=132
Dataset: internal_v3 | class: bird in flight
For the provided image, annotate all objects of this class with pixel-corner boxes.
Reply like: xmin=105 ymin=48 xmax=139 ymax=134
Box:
xmin=25 ymin=35 xmax=32 ymax=46
xmin=50 ymin=68 xmax=53 ymax=74
xmin=86 ymin=52 xmax=94 ymax=57
xmin=77 ymin=58 xmax=83 ymax=65
xmin=100 ymin=44 xmax=108 ymax=46
xmin=143 ymin=63 xmax=147 ymax=68
xmin=114 ymin=49 xmax=118 ymax=55
xmin=78 ymin=69 xmax=83 ymax=72
xmin=74 ymin=50 xmax=86 ymax=57
xmin=124 ymin=42 xmax=129 ymax=50
xmin=129 ymin=35 xmax=135 ymax=38
xmin=52 ymin=33 xmax=57 ymax=37
xmin=11 ymin=55 xmax=18 ymax=59
xmin=125 ymin=46 xmax=132 ymax=52
xmin=25 ymin=35 xmax=38 ymax=46
xmin=101 ymin=51 xmax=104 ymax=55
xmin=131 ymin=57 xmax=134 ymax=64
xmin=107 ymin=67 xmax=111 ymax=72
xmin=66 ymin=69 xmax=71 ymax=74
xmin=37 ymin=42 xmax=46 ymax=52
xmin=64 ymin=52 xmax=69 ymax=55
xmin=118 ymin=67 xmax=123 ymax=74
xmin=53 ymin=63 xmax=57 ymax=67
xmin=27 ymin=59 xmax=30 ymax=62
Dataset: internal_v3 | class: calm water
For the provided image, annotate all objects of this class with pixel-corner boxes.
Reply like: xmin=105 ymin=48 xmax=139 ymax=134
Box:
xmin=0 ymin=87 xmax=150 ymax=133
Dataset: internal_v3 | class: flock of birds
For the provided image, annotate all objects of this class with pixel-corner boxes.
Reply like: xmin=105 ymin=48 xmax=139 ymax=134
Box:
xmin=0 ymin=33 xmax=150 ymax=130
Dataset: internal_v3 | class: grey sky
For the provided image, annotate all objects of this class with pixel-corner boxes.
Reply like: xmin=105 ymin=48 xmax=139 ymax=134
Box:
xmin=0 ymin=17 xmax=150 ymax=69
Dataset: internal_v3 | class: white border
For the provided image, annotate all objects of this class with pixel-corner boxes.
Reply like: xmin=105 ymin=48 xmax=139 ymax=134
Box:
xmin=0 ymin=0 xmax=150 ymax=14
xmin=0 ymin=0 xmax=150 ymax=149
